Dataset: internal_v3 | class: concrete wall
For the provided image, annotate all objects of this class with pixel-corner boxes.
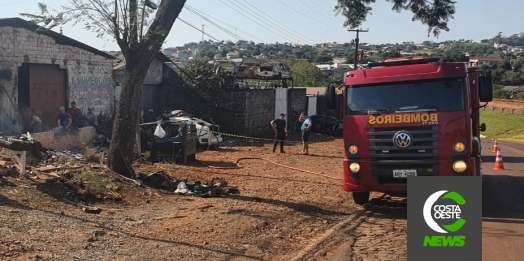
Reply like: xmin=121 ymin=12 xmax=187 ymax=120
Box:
xmin=0 ymin=26 xmax=114 ymax=135
xmin=212 ymin=89 xmax=276 ymax=138
xmin=32 ymin=126 xmax=97 ymax=151
xmin=288 ymin=88 xmax=307 ymax=115
xmin=244 ymin=89 xmax=275 ymax=137
xmin=213 ymin=91 xmax=247 ymax=135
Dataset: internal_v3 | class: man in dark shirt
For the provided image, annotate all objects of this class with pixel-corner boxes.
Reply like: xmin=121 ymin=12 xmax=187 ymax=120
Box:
xmin=57 ymin=106 xmax=72 ymax=131
xmin=270 ymin=113 xmax=288 ymax=153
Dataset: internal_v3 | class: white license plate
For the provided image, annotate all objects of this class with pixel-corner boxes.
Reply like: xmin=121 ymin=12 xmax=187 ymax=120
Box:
xmin=393 ymin=169 xmax=417 ymax=178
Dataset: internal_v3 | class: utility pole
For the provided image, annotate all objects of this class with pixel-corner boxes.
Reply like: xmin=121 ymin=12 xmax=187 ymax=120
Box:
xmin=202 ymin=24 xmax=205 ymax=42
xmin=348 ymin=28 xmax=368 ymax=70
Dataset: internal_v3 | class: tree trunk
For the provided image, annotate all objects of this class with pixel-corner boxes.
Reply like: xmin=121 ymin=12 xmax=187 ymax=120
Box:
xmin=107 ymin=0 xmax=187 ymax=178
xmin=107 ymin=61 xmax=150 ymax=178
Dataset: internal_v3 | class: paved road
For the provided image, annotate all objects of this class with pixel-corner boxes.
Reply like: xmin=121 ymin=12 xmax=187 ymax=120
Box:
xmin=327 ymin=140 xmax=524 ymax=261
xmin=481 ymin=140 xmax=524 ymax=261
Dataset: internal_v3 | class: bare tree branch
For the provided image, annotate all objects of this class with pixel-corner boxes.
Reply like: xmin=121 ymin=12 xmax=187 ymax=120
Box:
xmin=142 ymin=0 xmax=186 ymax=54
xmin=128 ymin=0 xmax=138 ymax=49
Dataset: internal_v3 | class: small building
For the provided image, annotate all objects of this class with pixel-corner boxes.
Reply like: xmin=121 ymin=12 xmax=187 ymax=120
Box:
xmin=0 ymin=18 xmax=115 ymax=135
xmin=162 ymin=47 xmax=178 ymax=56
xmin=226 ymin=52 xmax=239 ymax=60
xmin=502 ymin=86 xmax=524 ymax=98
xmin=468 ymin=56 xmax=504 ymax=68
xmin=113 ymin=53 xmax=182 ymax=116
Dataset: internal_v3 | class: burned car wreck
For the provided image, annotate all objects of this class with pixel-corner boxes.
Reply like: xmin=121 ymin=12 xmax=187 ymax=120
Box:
xmin=140 ymin=119 xmax=198 ymax=164
xmin=168 ymin=110 xmax=223 ymax=148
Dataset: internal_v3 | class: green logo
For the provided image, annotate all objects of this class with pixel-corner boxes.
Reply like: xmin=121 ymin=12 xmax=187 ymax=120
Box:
xmin=423 ymin=190 xmax=466 ymax=247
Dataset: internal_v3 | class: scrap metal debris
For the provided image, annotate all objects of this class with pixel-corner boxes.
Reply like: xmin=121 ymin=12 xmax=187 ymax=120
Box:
xmin=137 ymin=171 xmax=239 ymax=198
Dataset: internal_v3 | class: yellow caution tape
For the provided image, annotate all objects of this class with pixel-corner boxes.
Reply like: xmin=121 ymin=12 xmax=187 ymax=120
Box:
xmin=210 ymin=131 xmax=303 ymax=143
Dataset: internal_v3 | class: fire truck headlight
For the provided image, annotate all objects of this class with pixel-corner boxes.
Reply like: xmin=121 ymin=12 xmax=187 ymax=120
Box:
xmin=454 ymin=142 xmax=465 ymax=152
xmin=349 ymin=163 xmax=360 ymax=173
xmin=453 ymin=160 xmax=467 ymax=172
xmin=348 ymin=145 xmax=358 ymax=155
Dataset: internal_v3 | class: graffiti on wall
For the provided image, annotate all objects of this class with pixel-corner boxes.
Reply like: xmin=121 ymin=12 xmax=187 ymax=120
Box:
xmin=69 ymin=64 xmax=113 ymax=113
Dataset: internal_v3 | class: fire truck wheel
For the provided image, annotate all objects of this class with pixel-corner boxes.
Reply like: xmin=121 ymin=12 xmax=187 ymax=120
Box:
xmin=352 ymin=192 xmax=370 ymax=205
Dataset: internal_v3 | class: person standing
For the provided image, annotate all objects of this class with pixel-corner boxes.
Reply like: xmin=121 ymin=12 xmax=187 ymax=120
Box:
xmin=300 ymin=112 xmax=312 ymax=155
xmin=270 ymin=113 xmax=288 ymax=153
xmin=67 ymin=101 xmax=82 ymax=130
xmin=83 ymin=107 xmax=98 ymax=127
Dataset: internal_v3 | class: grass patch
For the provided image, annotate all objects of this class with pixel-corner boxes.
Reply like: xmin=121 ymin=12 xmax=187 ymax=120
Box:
xmin=69 ymin=171 xmax=120 ymax=196
xmin=480 ymin=111 xmax=524 ymax=143
xmin=81 ymin=145 xmax=104 ymax=164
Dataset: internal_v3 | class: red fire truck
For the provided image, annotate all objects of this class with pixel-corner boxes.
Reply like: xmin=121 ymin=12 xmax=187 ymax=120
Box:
xmin=325 ymin=57 xmax=493 ymax=205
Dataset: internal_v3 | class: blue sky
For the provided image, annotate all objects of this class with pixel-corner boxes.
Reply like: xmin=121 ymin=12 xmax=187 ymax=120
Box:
xmin=1 ymin=0 xmax=523 ymax=51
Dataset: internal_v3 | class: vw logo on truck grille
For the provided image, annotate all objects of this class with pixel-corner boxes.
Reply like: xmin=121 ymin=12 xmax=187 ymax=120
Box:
xmin=393 ymin=131 xmax=412 ymax=148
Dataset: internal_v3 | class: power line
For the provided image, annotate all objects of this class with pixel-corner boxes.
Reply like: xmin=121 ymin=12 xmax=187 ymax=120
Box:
xmin=176 ymin=17 xmax=221 ymax=42
xmin=276 ymin=0 xmax=342 ymax=28
xmin=369 ymin=31 xmax=383 ymax=45
xmin=185 ymin=5 xmax=266 ymax=43
xmin=298 ymin=0 xmax=345 ymax=25
xmin=230 ymin=0 xmax=316 ymax=45
xmin=184 ymin=6 xmax=248 ymax=41
xmin=186 ymin=10 xmax=224 ymax=40
xmin=218 ymin=0 xmax=298 ymax=44
xmin=240 ymin=0 xmax=317 ymax=45
xmin=230 ymin=0 xmax=312 ymax=44
xmin=306 ymin=0 xmax=346 ymax=23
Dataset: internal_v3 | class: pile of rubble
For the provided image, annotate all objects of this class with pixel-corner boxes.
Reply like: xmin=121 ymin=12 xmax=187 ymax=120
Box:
xmin=31 ymin=134 xmax=109 ymax=166
xmin=39 ymin=147 xmax=108 ymax=165
xmin=138 ymin=170 xmax=239 ymax=198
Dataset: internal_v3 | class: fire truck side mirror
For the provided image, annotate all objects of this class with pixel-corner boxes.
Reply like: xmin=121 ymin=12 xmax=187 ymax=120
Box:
xmin=325 ymin=86 xmax=336 ymax=110
xmin=479 ymin=123 xmax=486 ymax=132
xmin=478 ymin=75 xmax=493 ymax=102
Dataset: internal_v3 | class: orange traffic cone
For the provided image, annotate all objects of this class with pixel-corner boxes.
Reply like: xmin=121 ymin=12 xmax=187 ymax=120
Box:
xmin=492 ymin=139 xmax=499 ymax=152
xmin=494 ymin=148 xmax=505 ymax=170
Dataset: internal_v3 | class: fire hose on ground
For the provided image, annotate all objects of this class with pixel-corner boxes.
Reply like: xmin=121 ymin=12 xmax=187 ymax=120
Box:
xmin=195 ymin=157 xmax=343 ymax=181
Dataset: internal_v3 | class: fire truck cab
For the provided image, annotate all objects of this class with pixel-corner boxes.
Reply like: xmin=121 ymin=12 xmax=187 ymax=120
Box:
xmin=326 ymin=57 xmax=493 ymax=205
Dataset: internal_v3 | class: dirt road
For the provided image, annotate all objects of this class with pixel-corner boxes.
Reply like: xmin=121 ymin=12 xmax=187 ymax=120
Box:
xmin=2 ymin=132 xmax=524 ymax=260
xmin=326 ymin=140 xmax=524 ymax=261
xmin=0 ymin=134 xmax=366 ymax=261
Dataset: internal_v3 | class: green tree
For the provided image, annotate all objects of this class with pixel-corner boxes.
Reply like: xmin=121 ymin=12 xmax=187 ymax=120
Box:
xmin=253 ymin=47 xmax=261 ymax=56
xmin=335 ymin=0 xmax=456 ymax=37
xmin=22 ymin=0 xmax=187 ymax=177
xmin=286 ymin=59 xmax=330 ymax=87
xmin=179 ymin=59 xmax=223 ymax=105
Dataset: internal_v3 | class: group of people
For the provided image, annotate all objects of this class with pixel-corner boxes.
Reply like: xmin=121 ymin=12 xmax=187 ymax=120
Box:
xmin=270 ymin=111 xmax=312 ymax=155
xmin=55 ymin=101 xmax=98 ymax=133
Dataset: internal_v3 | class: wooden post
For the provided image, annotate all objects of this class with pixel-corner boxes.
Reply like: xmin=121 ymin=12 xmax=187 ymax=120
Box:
xmin=13 ymin=151 xmax=26 ymax=177
xmin=512 ymin=109 xmax=515 ymax=114
xmin=502 ymin=108 xmax=505 ymax=113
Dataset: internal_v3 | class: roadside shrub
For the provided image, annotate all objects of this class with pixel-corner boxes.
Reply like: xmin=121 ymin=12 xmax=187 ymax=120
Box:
xmin=69 ymin=171 xmax=119 ymax=195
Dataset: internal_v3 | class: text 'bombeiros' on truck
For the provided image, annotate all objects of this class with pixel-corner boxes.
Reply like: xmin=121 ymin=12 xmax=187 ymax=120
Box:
xmin=325 ymin=57 xmax=493 ymax=205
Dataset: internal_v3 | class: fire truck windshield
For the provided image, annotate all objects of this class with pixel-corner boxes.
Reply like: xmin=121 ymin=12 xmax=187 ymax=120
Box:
xmin=346 ymin=78 xmax=464 ymax=115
